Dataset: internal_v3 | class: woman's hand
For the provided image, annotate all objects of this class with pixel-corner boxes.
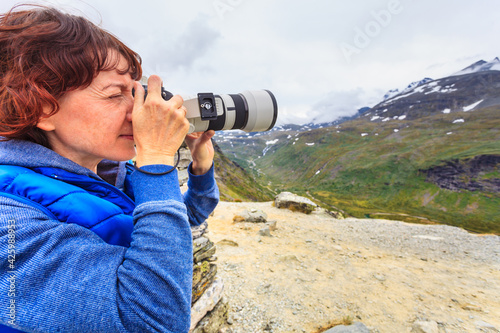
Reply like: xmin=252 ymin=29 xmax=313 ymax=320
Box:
xmin=185 ymin=130 xmax=215 ymax=175
xmin=132 ymin=75 xmax=190 ymax=168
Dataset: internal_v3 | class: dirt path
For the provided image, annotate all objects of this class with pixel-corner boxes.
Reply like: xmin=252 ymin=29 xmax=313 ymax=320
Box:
xmin=206 ymin=201 xmax=500 ymax=333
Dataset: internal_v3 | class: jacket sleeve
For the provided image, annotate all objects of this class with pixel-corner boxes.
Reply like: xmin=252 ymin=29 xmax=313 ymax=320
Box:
xmin=183 ymin=163 xmax=219 ymax=227
xmin=0 ymin=167 xmax=193 ymax=333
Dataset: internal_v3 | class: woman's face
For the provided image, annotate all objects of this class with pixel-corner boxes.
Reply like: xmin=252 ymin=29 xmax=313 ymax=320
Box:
xmin=37 ymin=52 xmax=136 ymax=172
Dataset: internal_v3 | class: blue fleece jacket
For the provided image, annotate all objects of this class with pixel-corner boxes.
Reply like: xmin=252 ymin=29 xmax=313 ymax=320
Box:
xmin=0 ymin=139 xmax=219 ymax=332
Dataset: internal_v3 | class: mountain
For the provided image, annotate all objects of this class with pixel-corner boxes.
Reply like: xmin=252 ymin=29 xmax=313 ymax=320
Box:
xmin=452 ymin=57 xmax=500 ymax=76
xmin=214 ymin=59 xmax=500 ymax=234
xmin=383 ymin=77 xmax=434 ymax=100
xmin=213 ymin=107 xmax=372 ymax=147
xmin=369 ymin=69 xmax=500 ymax=121
xmin=380 ymin=58 xmax=500 ymax=102
xmin=305 ymin=106 xmax=372 ymax=128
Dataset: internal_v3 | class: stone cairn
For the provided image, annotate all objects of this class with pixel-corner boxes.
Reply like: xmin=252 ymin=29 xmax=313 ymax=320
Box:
xmin=176 ymin=147 xmax=229 ymax=333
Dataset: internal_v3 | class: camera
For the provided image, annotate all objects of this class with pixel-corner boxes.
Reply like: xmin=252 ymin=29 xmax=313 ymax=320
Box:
xmin=142 ymin=86 xmax=278 ymax=133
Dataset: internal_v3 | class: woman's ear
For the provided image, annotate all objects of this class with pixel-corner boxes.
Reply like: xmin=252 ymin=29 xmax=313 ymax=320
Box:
xmin=36 ymin=105 xmax=56 ymax=132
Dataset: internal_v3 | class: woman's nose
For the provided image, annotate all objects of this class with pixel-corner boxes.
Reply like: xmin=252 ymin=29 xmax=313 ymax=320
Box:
xmin=126 ymin=99 xmax=133 ymax=122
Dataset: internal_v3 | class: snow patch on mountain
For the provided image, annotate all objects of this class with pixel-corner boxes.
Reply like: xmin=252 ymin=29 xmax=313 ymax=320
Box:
xmin=452 ymin=58 xmax=500 ymax=76
xmin=262 ymin=139 xmax=279 ymax=156
xmin=265 ymin=139 xmax=279 ymax=145
xmin=463 ymin=100 xmax=484 ymax=112
xmin=382 ymin=78 xmax=433 ymax=101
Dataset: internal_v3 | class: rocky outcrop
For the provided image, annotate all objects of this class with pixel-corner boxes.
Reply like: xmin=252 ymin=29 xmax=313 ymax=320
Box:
xmin=190 ymin=228 xmax=228 ymax=333
xmin=275 ymin=191 xmax=318 ymax=214
xmin=232 ymin=208 xmax=278 ymax=237
xmin=181 ymin=149 xmax=228 ymax=333
xmin=423 ymin=154 xmax=500 ymax=193
xmin=177 ymin=147 xmax=193 ymax=186
xmin=232 ymin=208 xmax=268 ymax=223
xmin=191 ymin=297 xmax=229 ymax=333
xmin=190 ymin=278 xmax=225 ymax=332
xmin=192 ymin=240 xmax=217 ymax=304
xmin=327 ymin=210 xmax=344 ymax=219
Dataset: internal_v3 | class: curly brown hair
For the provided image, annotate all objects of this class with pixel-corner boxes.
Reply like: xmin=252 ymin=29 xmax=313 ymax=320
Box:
xmin=0 ymin=5 xmax=142 ymax=147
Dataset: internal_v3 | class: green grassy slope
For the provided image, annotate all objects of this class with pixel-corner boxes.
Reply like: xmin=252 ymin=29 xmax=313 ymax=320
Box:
xmin=213 ymin=142 xmax=275 ymax=202
xmin=253 ymin=107 xmax=500 ymax=234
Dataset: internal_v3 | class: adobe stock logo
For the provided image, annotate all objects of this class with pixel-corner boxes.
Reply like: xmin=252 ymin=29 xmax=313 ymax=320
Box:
xmin=340 ymin=0 xmax=404 ymax=63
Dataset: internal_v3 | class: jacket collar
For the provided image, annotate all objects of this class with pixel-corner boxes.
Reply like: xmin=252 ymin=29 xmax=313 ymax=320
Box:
xmin=0 ymin=139 xmax=128 ymax=187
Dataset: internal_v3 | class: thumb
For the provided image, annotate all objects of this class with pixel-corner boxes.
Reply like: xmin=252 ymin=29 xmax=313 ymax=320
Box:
xmin=201 ymin=130 xmax=215 ymax=142
xmin=197 ymin=130 xmax=215 ymax=146
xmin=186 ymin=130 xmax=215 ymax=144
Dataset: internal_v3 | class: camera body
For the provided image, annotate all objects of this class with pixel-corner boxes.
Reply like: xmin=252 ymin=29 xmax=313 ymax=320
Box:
xmin=142 ymin=86 xmax=278 ymax=133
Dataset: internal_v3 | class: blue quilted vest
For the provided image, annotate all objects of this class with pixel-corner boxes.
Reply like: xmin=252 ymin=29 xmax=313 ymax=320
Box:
xmin=0 ymin=165 xmax=135 ymax=247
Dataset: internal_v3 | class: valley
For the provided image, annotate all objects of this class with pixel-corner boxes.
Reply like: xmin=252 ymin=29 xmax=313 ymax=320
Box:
xmin=213 ymin=61 xmax=500 ymax=235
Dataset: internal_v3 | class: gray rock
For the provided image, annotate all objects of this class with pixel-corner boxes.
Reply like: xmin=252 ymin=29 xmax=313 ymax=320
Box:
xmin=275 ymin=192 xmax=317 ymax=214
xmin=266 ymin=220 xmax=278 ymax=231
xmin=176 ymin=148 xmax=193 ymax=186
xmin=475 ymin=320 xmax=498 ymax=331
xmin=193 ymin=237 xmax=210 ymax=254
xmin=327 ymin=209 xmax=344 ymax=219
xmin=373 ymin=274 xmax=386 ymax=282
xmin=233 ymin=208 xmax=268 ymax=223
xmin=191 ymin=297 xmax=230 ymax=333
xmin=194 ymin=242 xmax=216 ymax=264
xmin=192 ymin=263 xmax=218 ymax=304
xmin=192 ymin=222 xmax=209 ymax=239
xmin=193 ymin=261 xmax=212 ymax=287
xmin=190 ymin=230 xmax=227 ymax=333
xmin=258 ymin=227 xmax=271 ymax=237
xmin=411 ymin=320 xmax=439 ymax=333
xmin=323 ymin=322 xmax=370 ymax=333
xmin=190 ymin=278 xmax=225 ymax=331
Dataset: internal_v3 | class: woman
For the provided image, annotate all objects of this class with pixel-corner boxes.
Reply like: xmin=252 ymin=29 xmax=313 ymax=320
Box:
xmin=0 ymin=4 xmax=219 ymax=333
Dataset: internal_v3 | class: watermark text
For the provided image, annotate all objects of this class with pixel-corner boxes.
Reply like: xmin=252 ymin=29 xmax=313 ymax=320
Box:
xmin=6 ymin=219 xmax=17 ymax=325
xmin=340 ymin=0 xmax=404 ymax=63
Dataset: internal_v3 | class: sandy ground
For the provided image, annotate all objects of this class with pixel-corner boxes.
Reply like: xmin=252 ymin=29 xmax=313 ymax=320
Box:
xmin=204 ymin=201 xmax=500 ymax=333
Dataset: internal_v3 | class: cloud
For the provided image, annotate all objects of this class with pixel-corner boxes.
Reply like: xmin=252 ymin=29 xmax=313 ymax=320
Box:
xmin=311 ymin=89 xmax=366 ymax=124
xmin=2 ymin=0 xmax=500 ymax=125
xmin=152 ymin=15 xmax=221 ymax=70
xmin=277 ymin=89 xmax=368 ymax=125
xmin=128 ymin=14 xmax=221 ymax=78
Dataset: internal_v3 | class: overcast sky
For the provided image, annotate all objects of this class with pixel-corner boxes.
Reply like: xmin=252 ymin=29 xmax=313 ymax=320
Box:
xmin=2 ymin=0 xmax=500 ymax=124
